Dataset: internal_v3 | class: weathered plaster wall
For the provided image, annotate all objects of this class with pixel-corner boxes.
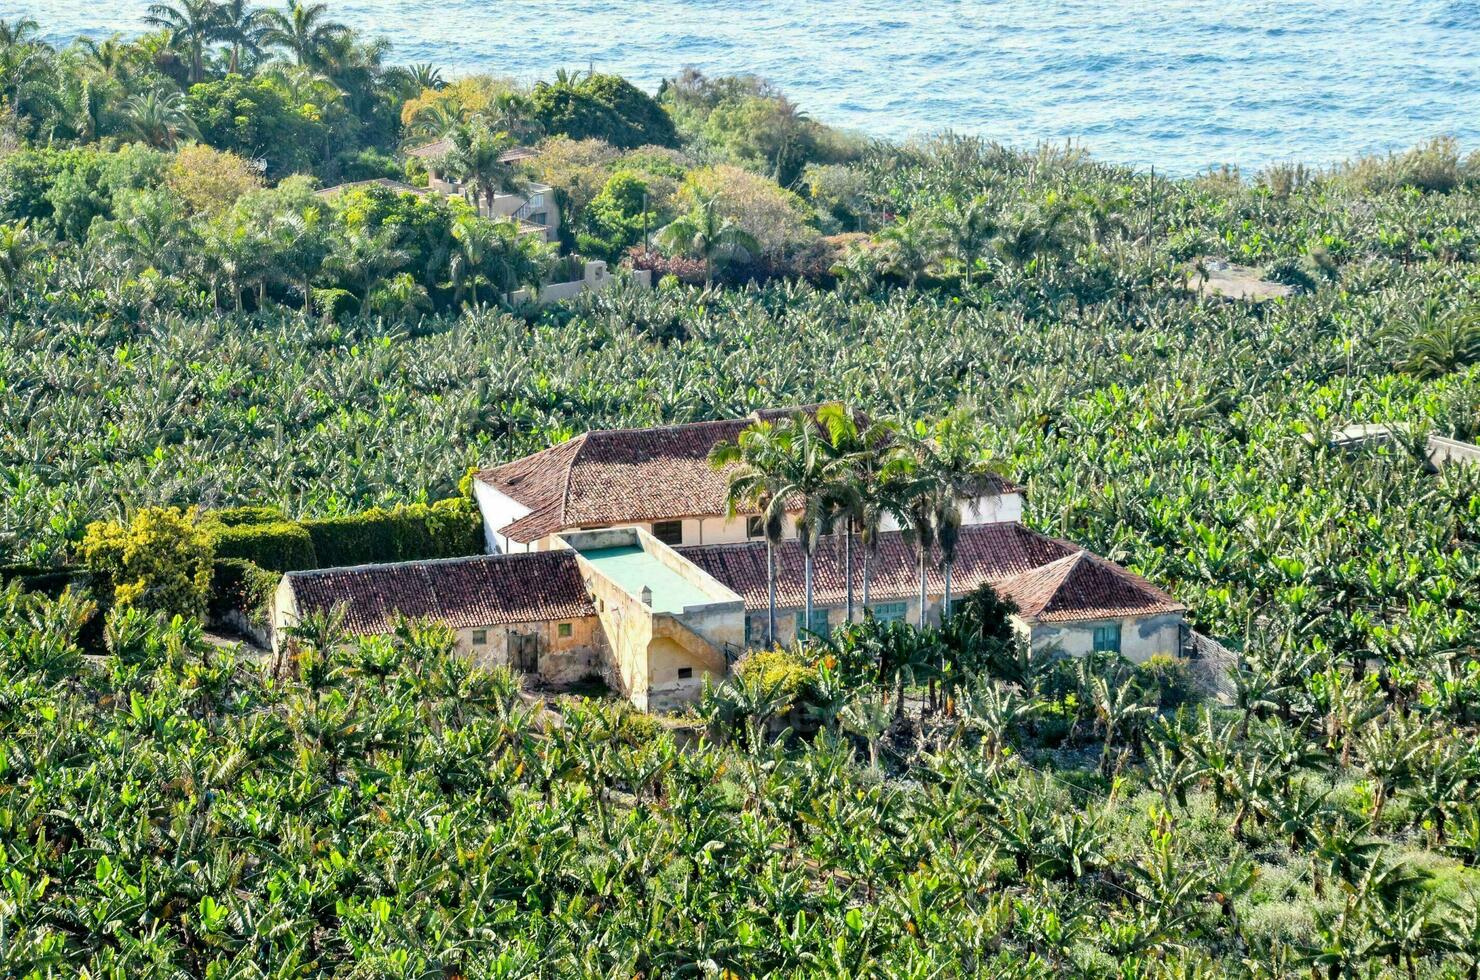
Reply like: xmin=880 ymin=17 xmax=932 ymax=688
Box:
xmin=455 ymin=615 xmax=603 ymax=686
xmin=1030 ymin=612 xmax=1184 ymax=662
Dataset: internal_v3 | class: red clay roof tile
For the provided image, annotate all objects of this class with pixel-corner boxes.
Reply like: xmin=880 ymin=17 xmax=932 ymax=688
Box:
xmin=284 ymin=551 xmax=594 ymax=635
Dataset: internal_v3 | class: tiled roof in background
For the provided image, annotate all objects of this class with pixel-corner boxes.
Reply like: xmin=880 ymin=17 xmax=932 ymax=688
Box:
xmin=679 ymin=523 xmax=1182 ymax=622
xmin=284 ymin=552 xmax=594 ymax=635
xmin=477 ymin=408 xmax=1020 ymax=543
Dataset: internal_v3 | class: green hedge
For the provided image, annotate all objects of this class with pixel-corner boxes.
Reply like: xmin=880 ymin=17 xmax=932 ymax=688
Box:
xmin=209 ymin=521 xmax=317 ymax=573
xmin=0 ymin=562 xmax=91 ymax=597
xmin=204 ymin=497 xmax=482 ymax=573
xmin=301 ymin=498 xmax=482 ymax=569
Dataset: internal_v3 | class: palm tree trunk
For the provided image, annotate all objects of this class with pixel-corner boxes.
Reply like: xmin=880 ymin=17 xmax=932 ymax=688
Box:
xmin=767 ymin=539 xmax=777 ymax=646
xmin=803 ymin=547 xmax=814 ymax=636
xmin=843 ymin=522 xmax=855 ymax=623
xmin=861 ymin=547 xmax=871 ymax=612
xmin=943 ymin=560 xmax=953 ymax=621
xmin=918 ymin=544 xmax=928 ymax=629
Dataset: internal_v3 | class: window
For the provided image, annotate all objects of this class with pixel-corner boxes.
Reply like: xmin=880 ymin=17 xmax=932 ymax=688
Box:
xmin=651 ymin=520 xmax=683 ymax=545
xmin=870 ymin=602 xmax=908 ymax=623
xmin=796 ymin=608 xmax=830 ymax=636
xmin=1093 ymin=623 xmax=1122 ymax=654
xmin=745 ymin=614 xmax=766 ymax=646
xmin=677 ymin=667 xmax=693 ymax=680
xmin=745 ymin=515 xmax=764 ymax=539
xmin=557 ymin=622 xmax=573 ymax=639
xmin=528 ymin=211 xmax=548 ymax=226
xmin=471 ymin=629 xmax=488 ymax=645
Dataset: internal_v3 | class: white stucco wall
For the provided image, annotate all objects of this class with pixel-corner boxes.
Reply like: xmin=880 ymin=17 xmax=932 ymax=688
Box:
xmin=1030 ymin=613 xmax=1184 ymax=663
xmin=473 ymin=480 xmax=533 ymax=554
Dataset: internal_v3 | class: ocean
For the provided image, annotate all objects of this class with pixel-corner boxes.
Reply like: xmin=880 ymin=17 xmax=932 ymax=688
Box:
xmin=7 ymin=0 xmax=1480 ymax=174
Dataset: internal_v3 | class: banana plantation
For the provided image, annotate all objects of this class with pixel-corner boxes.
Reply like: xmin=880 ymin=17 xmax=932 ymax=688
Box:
xmin=6 ymin=135 xmax=1480 ymax=975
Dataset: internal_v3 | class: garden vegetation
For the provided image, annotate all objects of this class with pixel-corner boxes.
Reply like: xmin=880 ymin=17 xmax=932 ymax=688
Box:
xmin=4 ymin=6 xmax=1480 ymax=977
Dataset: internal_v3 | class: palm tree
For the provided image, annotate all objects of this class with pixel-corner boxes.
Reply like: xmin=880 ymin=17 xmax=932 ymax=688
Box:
xmin=875 ymin=210 xmax=941 ymax=289
xmin=710 ymin=418 xmax=792 ymax=646
xmin=123 ymin=88 xmax=200 ymax=149
xmin=0 ymin=219 xmax=42 ymax=310
xmin=261 ymin=0 xmax=347 ymax=69
xmin=144 ymin=0 xmax=221 ymax=84
xmin=77 ymin=34 xmax=133 ymax=86
xmin=444 ymin=124 xmax=528 ymax=218
xmin=448 ymin=214 xmax=499 ymax=307
xmin=1398 ymin=299 xmax=1480 ymax=379
xmin=215 ymin=0 xmax=269 ymax=74
xmin=938 ymin=195 xmax=996 ymax=288
xmin=893 ymin=408 xmax=1000 ymax=623
xmin=657 ymin=193 xmax=761 ymax=284
xmin=815 ymin=402 xmax=897 ymax=624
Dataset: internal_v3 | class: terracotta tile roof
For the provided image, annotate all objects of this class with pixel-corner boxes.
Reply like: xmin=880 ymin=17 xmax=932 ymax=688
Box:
xmin=284 ymin=552 xmax=594 ymax=636
xmin=678 ymin=523 xmax=1182 ymax=623
xmin=993 ymin=550 xmax=1186 ymax=623
xmin=476 ymin=408 xmax=1021 ymax=544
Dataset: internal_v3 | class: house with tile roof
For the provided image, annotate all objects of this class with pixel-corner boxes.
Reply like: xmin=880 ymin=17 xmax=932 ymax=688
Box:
xmin=273 ymin=410 xmax=1188 ymax=708
xmin=405 ymin=139 xmax=559 ymax=242
xmin=471 ymin=409 xmax=1024 ymax=554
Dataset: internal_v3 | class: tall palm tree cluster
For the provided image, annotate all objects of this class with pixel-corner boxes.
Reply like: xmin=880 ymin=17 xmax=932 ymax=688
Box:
xmin=0 ymin=6 xmax=413 ymax=156
xmin=710 ymin=402 xmax=1000 ymax=647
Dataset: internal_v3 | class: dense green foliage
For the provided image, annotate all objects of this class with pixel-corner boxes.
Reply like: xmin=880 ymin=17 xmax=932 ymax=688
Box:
xmin=7 ymin=9 xmax=1480 ymax=976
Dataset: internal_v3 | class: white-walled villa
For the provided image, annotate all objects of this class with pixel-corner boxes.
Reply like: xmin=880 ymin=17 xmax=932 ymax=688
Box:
xmin=275 ymin=408 xmax=1186 ymax=710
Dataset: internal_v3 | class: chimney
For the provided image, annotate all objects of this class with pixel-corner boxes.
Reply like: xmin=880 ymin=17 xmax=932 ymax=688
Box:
xmin=640 ymin=585 xmax=653 ymax=607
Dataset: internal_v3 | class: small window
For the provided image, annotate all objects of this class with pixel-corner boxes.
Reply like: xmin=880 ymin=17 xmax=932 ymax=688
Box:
xmin=870 ymin=602 xmax=907 ymax=624
xmin=528 ymin=211 xmax=548 ymax=226
xmin=557 ymin=622 xmax=573 ymax=639
xmin=745 ymin=515 xmax=764 ymax=539
xmin=1093 ymin=623 xmax=1122 ymax=654
xmin=677 ymin=667 xmax=693 ymax=680
xmin=471 ymin=629 xmax=488 ymax=645
xmin=651 ymin=520 xmax=683 ymax=545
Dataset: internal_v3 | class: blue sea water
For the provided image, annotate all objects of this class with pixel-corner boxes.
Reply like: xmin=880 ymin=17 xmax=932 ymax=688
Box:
xmin=6 ymin=0 xmax=1480 ymax=174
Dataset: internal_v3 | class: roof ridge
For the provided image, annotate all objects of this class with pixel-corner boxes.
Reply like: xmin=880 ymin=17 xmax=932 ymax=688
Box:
xmin=558 ymin=431 xmax=593 ymax=530
xmin=285 ymin=549 xmax=567 ymax=579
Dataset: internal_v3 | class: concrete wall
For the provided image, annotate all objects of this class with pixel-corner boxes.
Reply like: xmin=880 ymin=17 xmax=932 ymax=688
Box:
xmin=560 ymin=527 xmax=741 ymax=710
xmin=508 ymin=261 xmax=651 ymax=306
xmin=474 ymin=480 xmax=534 ymax=554
xmin=456 ymin=615 xmax=603 ymax=686
xmin=1030 ymin=612 xmax=1184 ymax=663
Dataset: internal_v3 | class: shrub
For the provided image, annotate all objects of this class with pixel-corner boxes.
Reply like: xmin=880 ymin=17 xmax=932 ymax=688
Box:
xmin=78 ymin=506 xmax=214 ymax=619
xmin=302 ymin=498 xmax=482 ymax=569
xmin=208 ymin=557 xmax=280 ymax=626
xmin=166 ymin=144 xmax=263 ymax=216
xmin=734 ymin=646 xmax=818 ymax=708
xmin=208 ymin=505 xmax=287 ymax=527
xmin=208 ymin=520 xmax=317 ymax=572
xmin=1136 ymin=654 xmax=1199 ymax=708
xmin=0 ymin=562 xmax=90 ymax=598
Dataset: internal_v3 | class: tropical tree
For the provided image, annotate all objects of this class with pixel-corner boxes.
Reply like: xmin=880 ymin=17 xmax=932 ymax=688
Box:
xmin=937 ymin=195 xmax=996 ymax=288
xmin=261 ymin=0 xmax=347 ymax=68
xmin=1398 ymin=299 xmax=1480 ymax=379
xmin=144 ymin=0 xmax=221 ymax=83
xmin=442 ymin=122 xmax=528 ymax=217
xmin=657 ymin=192 xmax=761 ymax=284
xmin=123 ymin=87 xmax=200 ymax=148
xmin=215 ymin=0 xmax=269 ymax=74
xmin=875 ymin=210 xmax=941 ymax=289
xmin=0 ymin=219 xmax=44 ymax=309
xmin=710 ymin=418 xmax=792 ymax=646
